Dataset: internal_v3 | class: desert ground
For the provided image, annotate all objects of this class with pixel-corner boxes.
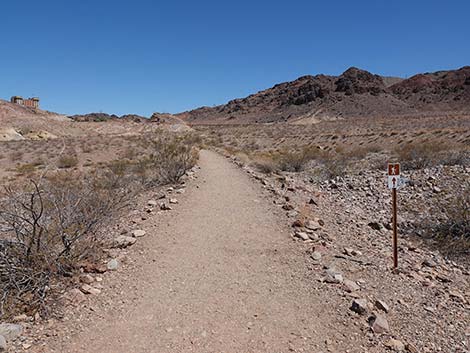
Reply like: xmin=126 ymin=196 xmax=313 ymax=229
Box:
xmin=0 ymin=77 xmax=469 ymax=353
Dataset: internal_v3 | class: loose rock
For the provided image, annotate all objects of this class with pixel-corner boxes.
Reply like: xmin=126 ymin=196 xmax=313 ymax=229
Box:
xmin=160 ymin=203 xmax=172 ymax=211
xmin=0 ymin=323 xmax=23 ymax=341
xmin=64 ymin=288 xmax=87 ymax=305
xmin=369 ymin=313 xmax=390 ymax=333
xmin=384 ymin=338 xmax=405 ymax=351
xmin=114 ymin=236 xmax=137 ymax=248
xmin=294 ymin=231 xmax=310 ymax=241
xmin=375 ymin=299 xmax=390 ymax=313
xmin=325 ymin=267 xmax=343 ymax=284
xmin=350 ymin=299 xmax=369 ymax=315
xmin=0 ymin=335 xmax=6 ymax=351
xmin=79 ymin=274 xmax=95 ymax=285
xmin=343 ymin=279 xmax=360 ymax=292
xmin=107 ymin=259 xmax=119 ymax=271
xmin=80 ymin=284 xmax=101 ymax=295
xmin=132 ymin=229 xmax=146 ymax=238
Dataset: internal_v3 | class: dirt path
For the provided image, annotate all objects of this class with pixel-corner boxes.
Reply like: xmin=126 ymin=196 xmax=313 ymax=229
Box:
xmin=48 ymin=150 xmax=332 ymax=353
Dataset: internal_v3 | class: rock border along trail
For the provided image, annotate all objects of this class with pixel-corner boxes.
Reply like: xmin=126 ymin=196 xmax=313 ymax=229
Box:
xmin=41 ymin=150 xmax=335 ymax=352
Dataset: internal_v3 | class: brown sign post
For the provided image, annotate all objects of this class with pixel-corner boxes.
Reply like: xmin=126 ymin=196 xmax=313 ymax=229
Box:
xmin=387 ymin=163 xmax=400 ymax=269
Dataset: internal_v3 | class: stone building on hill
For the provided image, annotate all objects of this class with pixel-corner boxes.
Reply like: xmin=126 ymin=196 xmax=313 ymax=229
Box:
xmin=10 ymin=96 xmax=40 ymax=109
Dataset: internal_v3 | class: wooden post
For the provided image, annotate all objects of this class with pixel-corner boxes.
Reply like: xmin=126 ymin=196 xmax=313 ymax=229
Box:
xmin=392 ymin=187 xmax=398 ymax=269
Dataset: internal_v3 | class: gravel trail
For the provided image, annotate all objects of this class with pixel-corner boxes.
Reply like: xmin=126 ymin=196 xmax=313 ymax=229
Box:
xmin=53 ymin=150 xmax=330 ymax=352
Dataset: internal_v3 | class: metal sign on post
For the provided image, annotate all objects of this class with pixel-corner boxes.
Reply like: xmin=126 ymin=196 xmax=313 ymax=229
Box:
xmin=387 ymin=163 xmax=400 ymax=269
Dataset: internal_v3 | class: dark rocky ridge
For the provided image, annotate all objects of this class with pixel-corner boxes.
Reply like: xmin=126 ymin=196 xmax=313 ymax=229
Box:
xmin=177 ymin=66 xmax=470 ymax=124
xmin=69 ymin=113 xmax=147 ymax=122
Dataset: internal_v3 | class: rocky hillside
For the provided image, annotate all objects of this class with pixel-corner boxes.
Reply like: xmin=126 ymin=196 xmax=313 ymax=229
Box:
xmin=0 ymin=99 xmax=69 ymax=141
xmin=68 ymin=112 xmax=147 ymax=123
xmin=178 ymin=66 xmax=470 ymax=124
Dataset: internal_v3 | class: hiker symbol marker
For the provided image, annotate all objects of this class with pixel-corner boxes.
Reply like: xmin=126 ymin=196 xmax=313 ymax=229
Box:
xmin=387 ymin=162 xmax=400 ymax=269
xmin=387 ymin=163 xmax=400 ymax=189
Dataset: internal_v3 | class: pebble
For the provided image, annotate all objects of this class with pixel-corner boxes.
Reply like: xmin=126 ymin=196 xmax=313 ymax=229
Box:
xmin=294 ymin=231 xmax=310 ymax=241
xmin=114 ymin=236 xmax=137 ymax=248
xmin=369 ymin=313 xmax=389 ymax=333
xmin=384 ymin=338 xmax=405 ymax=351
xmin=343 ymin=279 xmax=360 ymax=292
xmin=375 ymin=299 xmax=390 ymax=313
xmin=132 ymin=229 xmax=146 ymax=238
xmin=350 ymin=299 xmax=369 ymax=315
xmin=107 ymin=259 xmax=119 ymax=271
xmin=147 ymin=200 xmax=158 ymax=206
xmin=80 ymin=284 xmax=101 ymax=295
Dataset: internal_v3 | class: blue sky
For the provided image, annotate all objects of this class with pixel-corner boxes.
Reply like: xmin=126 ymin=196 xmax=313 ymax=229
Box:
xmin=1 ymin=0 xmax=469 ymax=116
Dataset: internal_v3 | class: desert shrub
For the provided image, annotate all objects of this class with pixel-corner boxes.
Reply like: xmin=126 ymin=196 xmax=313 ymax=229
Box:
xmin=0 ymin=173 xmax=133 ymax=318
xmin=251 ymin=155 xmax=279 ymax=174
xmin=276 ymin=147 xmax=322 ymax=172
xmin=320 ymin=154 xmax=349 ymax=179
xmin=141 ymin=134 xmax=198 ymax=184
xmin=395 ymin=142 xmax=468 ymax=169
xmin=15 ymin=163 xmax=37 ymax=175
xmin=395 ymin=142 xmax=441 ymax=169
xmin=0 ymin=131 xmax=200 ymax=319
xmin=57 ymin=155 xmax=79 ymax=169
xmin=431 ymin=186 xmax=470 ymax=253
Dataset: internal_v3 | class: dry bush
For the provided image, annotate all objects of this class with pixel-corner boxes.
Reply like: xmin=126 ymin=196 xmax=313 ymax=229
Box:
xmin=139 ymin=134 xmax=199 ymax=185
xmin=431 ymin=186 xmax=470 ymax=254
xmin=251 ymin=155 xmax=279 ymax=174
xmin=268 ymin=147 xmax=323 ymax=173
xmin=395 ymin=142 xmax=468 ymax=169
xmin=57 ymin=155 xmax=79 ymax=169
xmin=15 ymin=163 xmax=37 ymax=176
xmin=0 ymin=172 xmax=135 ymax=318
xmin=0 ymin=131 xmax=200 ymax=319
xmin=320 ymin=154 xmax=349 ymax=179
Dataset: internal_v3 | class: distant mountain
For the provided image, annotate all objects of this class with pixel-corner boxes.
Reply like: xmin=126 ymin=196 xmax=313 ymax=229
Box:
xmin=177 ymin=66 xmax=470 ymax=124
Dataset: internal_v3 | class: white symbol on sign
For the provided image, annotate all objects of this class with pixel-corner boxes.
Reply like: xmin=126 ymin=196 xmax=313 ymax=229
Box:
xmin=388 ymin=176 xmax=401 ymax=189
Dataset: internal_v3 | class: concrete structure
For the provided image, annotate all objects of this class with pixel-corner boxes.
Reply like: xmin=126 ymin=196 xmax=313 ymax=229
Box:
xmin=10 ymin=96 xmax=39 ymax=109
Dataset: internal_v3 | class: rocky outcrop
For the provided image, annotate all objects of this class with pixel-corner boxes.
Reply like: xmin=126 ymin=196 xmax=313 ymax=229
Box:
xmin=69 ymin=113 xmax=147 ymax=122
xmin=178 ymin=66 xmax=470 ymax=124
